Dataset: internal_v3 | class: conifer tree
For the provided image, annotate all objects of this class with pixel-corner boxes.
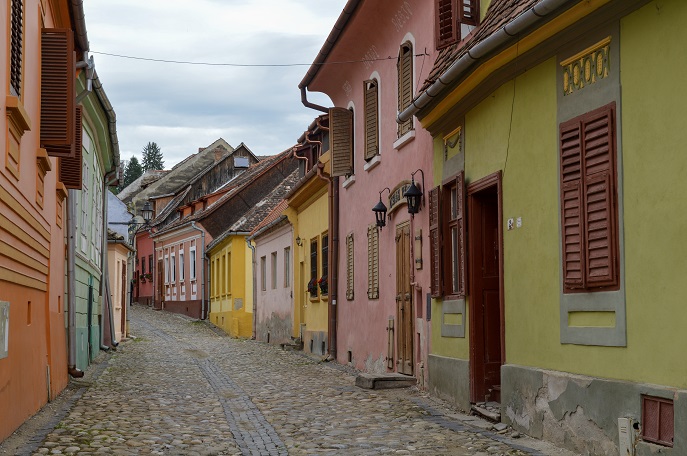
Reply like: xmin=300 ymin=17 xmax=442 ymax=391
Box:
xmin=141 ymin=141 xmax=164 ymax=171
xmin=123 ymin=156 xmax=143 ymax=188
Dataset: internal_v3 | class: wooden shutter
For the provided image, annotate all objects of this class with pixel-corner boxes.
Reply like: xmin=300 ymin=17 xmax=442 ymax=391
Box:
xmin=583 ymin=104 xmax=617 ymax=288
xmin=346 ymin=233 xmax=354 ymax=300
xmin=560 ymin=119 xmax=585 ymax=290
xmin=398 ymin=44 xmax=414 ymax=137
xmin=41 ymin=28 xmax=75 ymax=158
xmin=436 ymin=0 xmax=457 ymax=49
xmin=454 ymin=172 xmax=467 ymax=297
xmin=59 ymin=106 xmax=83 ymax=189
xmin=429 ymin=186 xmax=442 ymax=297
xmin=459 ymin=0 xmax=479 ymax=26
xmin=367 ymin=225 xmax=379 ymax=299
xmin=10 ymin=0 xmax=23 ymax=96
xmin=330 ymin=107 xmax=353 ymax=177
xmin=364 ymin=80 xmax=379 ymax=161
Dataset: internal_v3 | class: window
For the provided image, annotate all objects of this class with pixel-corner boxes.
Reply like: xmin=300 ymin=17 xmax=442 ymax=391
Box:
xmin=364 ymin=80 xmax=379 ymax=160
xmin=141 ymin=256 xmax=146 ymax=275
xmin=321 ymin=234 xmax=328 ymax=296
xmin=190 ymin=248 xmax=196 ymax=280
xmin=309 ymin=239 xmax=318 ymax=298
xmin=642 ymin=395 xmax=674 ymax=447
xmin=283 ymin=247 xmax=291 ymax=287
xmin=179 ymin=250 xmax=185 ymax=281
xmin=346 ymin=233 xmax=354 ymax=300
xmin=559 ymin=103 xmax=619 ymax=293
xmin=329 ymin=107 xmax=354 ymax=177
xmin=164 ymin=255 xmax=170 ymax=283
xmin=271 ymin=252 xmax=277 ymax=290
xmin=436 ymin=0 xmax=479 ymax=49
xmin=149 ymin=255 xmax=153 ymax=277
xmin=398 ymin=43 xmax=414 ymax=137
xmin=170 ymin=252 xmax=176 ymax=282
xmin=428 ymin=172 xmax=466 ymax=298
xmin=10 ymin=0 xmax=23 ymax=97
xmin=260 ymin=256 xmax=266 ymax=291
xmin=367 ymin=225 xmax=379 ymax=299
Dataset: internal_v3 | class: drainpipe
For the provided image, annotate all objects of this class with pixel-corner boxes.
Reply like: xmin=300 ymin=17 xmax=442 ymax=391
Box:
xmin=300 ymin=87 xmax=328 ymax=114
xmin=397 ymin=0 xmax=574 ymax=123
xmin=245 ymin=238 xmax=257 ymax=339
xmin=190 ymin=222 xmax=207 ymax=319
xmin=67 ymin=190 xmax=84 ymax=378
xmin=292 ymin=145 xmax=309 ymax=173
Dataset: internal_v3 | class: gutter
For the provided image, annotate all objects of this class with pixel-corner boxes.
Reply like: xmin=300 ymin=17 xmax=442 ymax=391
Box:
xmin=245 ymin=238 xmax=257 ymax=339
xmin=397 ymin=0 xmax=575 ymax=123
xmin=190 ymin=222 xmax=208 ymax=320
xmin=246 ymin=216 xmax=288 ymax=243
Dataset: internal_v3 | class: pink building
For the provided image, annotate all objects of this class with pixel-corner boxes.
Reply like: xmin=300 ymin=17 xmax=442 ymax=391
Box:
xmin=134 ymin=231 xmax=155 ymax=306
xmin=300 ymin=0 xmax=437 ymax=385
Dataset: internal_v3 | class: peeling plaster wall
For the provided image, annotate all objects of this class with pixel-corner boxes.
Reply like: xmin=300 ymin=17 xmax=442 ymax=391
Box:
xmin=428 ymin=355 xmax=471 ymax=412
xmin=502 ymin=364 xmax=687 ymax=455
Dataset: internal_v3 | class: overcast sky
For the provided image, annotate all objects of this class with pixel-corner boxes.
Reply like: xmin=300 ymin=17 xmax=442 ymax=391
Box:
xmin=82 ymin=0 xmax=347 ymax=168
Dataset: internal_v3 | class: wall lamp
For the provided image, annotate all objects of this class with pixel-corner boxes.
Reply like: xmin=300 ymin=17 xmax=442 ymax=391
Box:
xmin=403 ymin=169 xmax=425 ymax=215
xmin=372 ymin=187 xmax=391 ymax=229
xmin=296 ymin=236 xmax=302 ymax=246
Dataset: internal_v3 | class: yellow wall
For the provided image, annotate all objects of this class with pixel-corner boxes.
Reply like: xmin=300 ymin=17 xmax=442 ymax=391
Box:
xmin=208 ymin=235 xmax=252 ymax=338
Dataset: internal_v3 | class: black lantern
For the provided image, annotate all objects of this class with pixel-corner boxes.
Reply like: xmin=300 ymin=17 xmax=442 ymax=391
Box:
xmin=142 ymin=201 xmax=153 ymax=222
xmin=372 ymin=187 xmax=391 ymax=228
xmin=403 ymin=169 xmax=425 ymax=215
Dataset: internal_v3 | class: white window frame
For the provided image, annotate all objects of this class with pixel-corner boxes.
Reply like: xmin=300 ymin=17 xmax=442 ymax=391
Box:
xmin=170 ymin=252 xmax=176 ymax=282
xmin=179 ymin=249 xmax=185 ymax=281
xmin=284 ymin=246 xmax=290 ymax=288
xmin=164 ymin=255 xmax=170 ymax=283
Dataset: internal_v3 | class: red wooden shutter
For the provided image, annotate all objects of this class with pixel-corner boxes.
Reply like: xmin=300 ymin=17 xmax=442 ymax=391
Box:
xmin=583 ymin=104 xmax=617 ymax=288
xmin=329 ymin=107 xmax=353 ymax=177
xmin=436 ymin=0 xmax=457 ymax=49
xmin=41 ymin=28 xmax=76 ymax=158
xmin=364 ymin=80 xmax=379 ymax=160
xmin=455 ymin=171 xmax=466 ymax=297
xmin=459 ymin=0 xmax=479 ymax=27
xmin=429 ymin=185 xmax=442 ymax=297
xmin=560 ymin=120 xmax=585 ymax=291
xmin=60 ymin=106 xmax=82 ymax=189
xmin=398 ymin=44 xmax=413 ymax=137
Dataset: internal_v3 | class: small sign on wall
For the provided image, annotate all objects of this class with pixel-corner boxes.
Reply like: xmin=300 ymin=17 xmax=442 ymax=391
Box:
xmin=0 ymin=301 xmax=9 ymax=359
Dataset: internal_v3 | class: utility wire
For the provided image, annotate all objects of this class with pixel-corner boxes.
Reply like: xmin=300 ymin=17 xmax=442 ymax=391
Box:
xmin=91 ymin=51 xmax=430 ymax=67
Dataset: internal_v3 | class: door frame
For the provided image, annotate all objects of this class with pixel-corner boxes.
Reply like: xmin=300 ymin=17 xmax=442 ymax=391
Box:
xmin=467 ymin=171 xmax=505 ymax=402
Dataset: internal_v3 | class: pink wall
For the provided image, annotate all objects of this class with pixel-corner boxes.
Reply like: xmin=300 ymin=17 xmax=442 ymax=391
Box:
xmin=309 ymin=0 xmax=436 ymax=380
xmin=134 ymin=231 xmax=155 ymax=305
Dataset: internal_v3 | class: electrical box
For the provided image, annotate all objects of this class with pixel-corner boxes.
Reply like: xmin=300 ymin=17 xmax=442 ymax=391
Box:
xmin=618 ymin=417 xmax=635 ymax=456
xmin=0 ymin=301 xmax=9 ymax=359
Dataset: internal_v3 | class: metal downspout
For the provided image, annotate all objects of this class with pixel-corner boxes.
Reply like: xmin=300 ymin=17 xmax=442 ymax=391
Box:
xmin=103 ymin=171 xmax=118 ymax=348
xmin=190 ymin=222 xmax=207 ymax=319
xmin=300 ymin=87 xmax=328 ymax=114
xmin=316 ymin=163 xmax=337 ymax=360
xmin=246 ymin=238 xmax=257 ymax=339
xmin=67 ymin=190 xmax=84 ymax=378
xmin=397 ymin=0 xmax=575 ymax=123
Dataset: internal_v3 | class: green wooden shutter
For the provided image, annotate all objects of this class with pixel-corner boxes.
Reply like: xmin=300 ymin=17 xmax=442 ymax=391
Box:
xmin=364 ymin=80 xmax=379 ymax=161
xmin=330 ymin=107 xmax=353 ymax=177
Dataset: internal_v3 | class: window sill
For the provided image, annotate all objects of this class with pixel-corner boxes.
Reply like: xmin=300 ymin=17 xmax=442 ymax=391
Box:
xmin=321 ymin=295 xmax=329 ymax=302
xmin=342 ymin=174 xmax=356 ymax=189
xmin=393 ymin=130 xmax=416 ymax=150
xmin=6 ymin=95 xmax=31 ymax=137
xmin=309 ymin=296 xmax=320 ymax=303
xmin=363 ymin=155 xmax=381 ymax=172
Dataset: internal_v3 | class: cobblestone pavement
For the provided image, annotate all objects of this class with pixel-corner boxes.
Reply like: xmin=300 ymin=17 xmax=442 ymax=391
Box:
xmin=18 ymin=304 xmax=575 ymax=456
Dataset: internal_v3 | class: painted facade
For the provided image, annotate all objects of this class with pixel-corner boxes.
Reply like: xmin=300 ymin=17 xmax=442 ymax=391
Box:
xmin=410 ymin=0 xmax=687 ymax=453
xmin=300 ymin=0 xmax=436 ymax=382
xmin=107 ymin=231 xmax=134 ymax=341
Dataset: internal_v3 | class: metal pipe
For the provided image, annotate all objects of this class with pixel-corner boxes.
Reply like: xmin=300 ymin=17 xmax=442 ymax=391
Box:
xmin=246 ymin=238 xmax=257 ymax=339
xmin=397 ymin=0 xmax=574 ymax=123
xmin=300 ymin=86 xmax=328 ymax=113
xmin=292 ymin=145 xmax=309 ymax=172
xmin=190 ymin=222 xmax=207 ymax=319
xmin=67 ymin=190 xmax=84 ymax=378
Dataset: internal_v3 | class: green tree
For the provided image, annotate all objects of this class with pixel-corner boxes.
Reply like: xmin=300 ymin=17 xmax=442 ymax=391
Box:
xmin=141 ymin=141 xmax=164 ymax=171
xmin=123 ymin=156 xmax=143 ymax=188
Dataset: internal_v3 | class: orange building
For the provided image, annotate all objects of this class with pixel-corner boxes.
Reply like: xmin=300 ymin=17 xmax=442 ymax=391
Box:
xmin=0 ymin=0 xmax=106 ymax=440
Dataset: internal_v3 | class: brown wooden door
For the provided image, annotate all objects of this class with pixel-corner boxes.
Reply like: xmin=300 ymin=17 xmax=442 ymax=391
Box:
xmin=468 ymin=181 xmax=503 ymax=403
xmin=395 ymin=223 xmax=413 ymax=375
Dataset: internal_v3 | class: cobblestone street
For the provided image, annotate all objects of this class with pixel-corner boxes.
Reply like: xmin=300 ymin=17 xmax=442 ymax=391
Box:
xmin=6 ymin=305 xmax=574 ymax=456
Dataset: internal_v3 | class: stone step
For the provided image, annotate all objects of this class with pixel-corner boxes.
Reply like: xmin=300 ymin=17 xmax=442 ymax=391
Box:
xmin=355 ymin=373 xmax=417 ymax=390
xmin=471 ymin=404 xmax=501 ymax=423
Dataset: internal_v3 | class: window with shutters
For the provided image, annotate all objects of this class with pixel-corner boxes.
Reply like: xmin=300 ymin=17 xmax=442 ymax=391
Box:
xmin=41 ymin=29 xmax=76 ymax=158
xmin=367 ymin=225 xmax=379 ymax=299
xmin=271 ymin=251 xmax=277 ymax=290
xmin=330 ymin=107 xmax=354 ymax=177
xmin=321 ymin=233 xmax=328 ymax=296
xmin=310 ymin=238 xmax=318 ymax=298
xmin=59 ymin=106 xmax=83 ymax=189
xmin=284 ymin=247 xmax=291 ymax=287
xmin=398 ymin=43 xmax=414 ymax=138
xmin=429 ymin=171 xmax=466 ymax=298
xmin=346 ymin=233 xmax=354 ymax=300
xmin=435 ymin=0 xmax=479 ymax=50
xmin=559 ymin=103 xmax=619 ymax=293
xmin=364 ymin=80 xmax=379 ymax=161
xmin=10 ymin=0 xmax=23 ymax=97
xmin=260 ymin=256 xmax=266 ymax=291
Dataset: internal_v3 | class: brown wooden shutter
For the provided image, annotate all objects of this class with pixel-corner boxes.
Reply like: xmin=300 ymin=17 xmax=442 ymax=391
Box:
xmin=583 ymin=104 xmax=617 ymax=288
xmin=330 ymin=107 xmax=353 ymax=177
xmin=346 ymin=233 xmax=354 ymax=300
xmin=41 ymin=28 xmax=75 ymax=158
xmin=436 ymin=0 xmax=457 ymax=49
xmin=367 ymin=225 xmax=379 ymax=299
xmin=59 ymin=106 xmax=82 ymax=189
xmin=10 ymin=0 xmax=23 ymax=96
xmin=560 ymin=119 xmax=585 ymax=291
xmin=429 ymin=185 xmax=442 ymax=297
xmin=455 ymin=171 xmax=467 ymax=297
xmin=363 ymin=80 xmax=379 ymax=161
xmin=398 ymin=44 xmax=413 ymax=137
xmin=459 ymin=0 xmax=479 ymax=26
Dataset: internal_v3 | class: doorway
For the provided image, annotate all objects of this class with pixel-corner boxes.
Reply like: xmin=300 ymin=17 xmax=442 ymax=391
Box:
xmin=468 ymin=172 xmax=504 ymax=403
xmin=395 ymin=222 xmax=413 ymax=375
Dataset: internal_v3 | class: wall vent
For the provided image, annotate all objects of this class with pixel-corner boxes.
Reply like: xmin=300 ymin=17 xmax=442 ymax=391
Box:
xmin=642 ymin=395 xmax=674 ymax=447
xmin=0 ymin=302 xmax=9 ymax=359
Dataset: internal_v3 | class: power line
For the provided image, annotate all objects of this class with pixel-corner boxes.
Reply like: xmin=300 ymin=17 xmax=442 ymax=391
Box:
xmin=90 ymin=51 xmax=429 ymax=67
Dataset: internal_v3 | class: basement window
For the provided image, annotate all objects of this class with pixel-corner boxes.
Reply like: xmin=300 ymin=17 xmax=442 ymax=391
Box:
xmin=642 ymin=395 xmax=674 ymax=447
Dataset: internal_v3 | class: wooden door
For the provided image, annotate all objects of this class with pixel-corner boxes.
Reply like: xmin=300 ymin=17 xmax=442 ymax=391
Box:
xmin=468 ymin=178 xmax=503 ymax=403
xmin=395 ymin=223 xmax=413 ymax=375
